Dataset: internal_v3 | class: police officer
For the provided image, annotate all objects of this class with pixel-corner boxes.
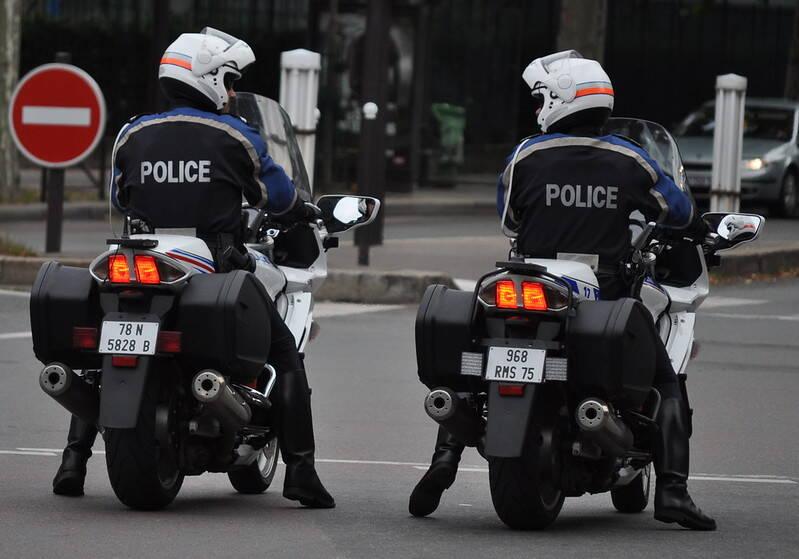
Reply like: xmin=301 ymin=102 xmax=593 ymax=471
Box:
xmin=52 ymin=27 xmax=334 ymax=509
xmin=409 ymin=51 xmax=715 ymax=531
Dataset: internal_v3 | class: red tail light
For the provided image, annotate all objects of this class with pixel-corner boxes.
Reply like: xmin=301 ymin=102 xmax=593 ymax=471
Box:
xmin=134 ymin=255 xmax=161 ymax=284
xmin=72 ymin=327 xmax=98 ymax=349
xmin=157 ymin=331 xmax=182 ymax=353
xmin=522 ymin=282 xmax=548 ymax=311
xmin=108 ymin=255 xmax=131 ymax=283
xmin=111 ymin=355 xmax=138 ymax=368
xmin=496 ymin=280 xmax=518 ymax=309
xmin=498 ymin=383 xmax=525 ymax=397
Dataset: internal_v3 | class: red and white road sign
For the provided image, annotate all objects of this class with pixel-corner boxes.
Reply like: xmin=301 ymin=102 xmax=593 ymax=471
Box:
xmin=9 ymin=63 xmax=106 ymax=168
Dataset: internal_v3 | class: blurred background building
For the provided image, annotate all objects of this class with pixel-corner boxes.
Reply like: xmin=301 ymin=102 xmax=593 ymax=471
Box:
xmin=9 ymin=0 xmax=799 ymax=196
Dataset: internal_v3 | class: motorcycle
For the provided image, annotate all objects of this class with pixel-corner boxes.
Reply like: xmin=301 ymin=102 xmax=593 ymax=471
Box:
xmin=415 ymin=118 xmax=764 ymax=529
xmin=31 ymin=93 xmax=379 ymax=510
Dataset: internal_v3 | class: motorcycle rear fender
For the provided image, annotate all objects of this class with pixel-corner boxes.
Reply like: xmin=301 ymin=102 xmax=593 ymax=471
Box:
xmin=484 ymin=382 xmax=539 ymax=458
xmin=98 ymin=355 xmax=151 ymax=429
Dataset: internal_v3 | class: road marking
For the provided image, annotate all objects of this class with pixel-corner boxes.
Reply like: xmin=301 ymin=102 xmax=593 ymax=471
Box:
xmin=0 ymin=331 xmax=31 ymax=340
xmin=701 ymin=312 xmax=799 ymax=322
xmin=22 ymin=106 xmax=91 ymax=127
xmin=0 ymin=289 xmax=30 ymax=298
xmin=701 ymin=296 xmax=767 ymax=309
xmin=3 ymin=449 xmax=797 ymax=485
xmin=314 ymin=303 xmax=405 ymax=318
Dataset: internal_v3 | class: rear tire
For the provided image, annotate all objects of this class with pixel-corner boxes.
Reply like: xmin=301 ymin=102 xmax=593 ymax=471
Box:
xmin=611 ymin=463 xmax=651 ymax=513
xmin=105 ymin=366 xmax=184 ymax=510
xmin=228 ymin=436 xmax=279 ymax=494
xmin=488 ymin=397 xmax=565 ymax=530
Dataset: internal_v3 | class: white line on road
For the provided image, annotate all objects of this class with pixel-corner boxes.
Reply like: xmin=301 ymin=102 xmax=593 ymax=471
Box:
xmin=701 ymin=312 xmax=799 ymax=322
xmin=4 ymin=449 xmax=797 ymax=485
xmin=22 ymin=106 xmax=91 ymax=126
xmin=0 ymin=289 xmax=30 ymax=298
xmin=701 ymin=296 xmax=767 ymax=309
xmin=0 ymin=331 xmax=31 ymax=340
xmin=314 ymin=303 xmax=406 ymax=318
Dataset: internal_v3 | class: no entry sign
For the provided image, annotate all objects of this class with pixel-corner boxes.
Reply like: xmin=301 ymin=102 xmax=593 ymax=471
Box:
xmin=9 ymin=63 xmax=106 ymax=168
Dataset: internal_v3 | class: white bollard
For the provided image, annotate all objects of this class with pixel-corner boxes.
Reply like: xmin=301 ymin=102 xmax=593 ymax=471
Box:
xmin=710 ymin=73 xmax=747 ymax=213
xmin=279 ymin=49 xmax=321 ymax=193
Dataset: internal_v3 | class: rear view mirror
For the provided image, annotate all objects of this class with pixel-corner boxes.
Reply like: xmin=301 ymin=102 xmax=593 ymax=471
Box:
xmin=316 ymin=195 xmax=381 ymax=234
xmin=702 ymin=212 xmax=764 ymax=251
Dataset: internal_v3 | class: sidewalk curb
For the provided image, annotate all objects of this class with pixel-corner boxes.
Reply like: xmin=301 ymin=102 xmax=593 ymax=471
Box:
xmin=716 ymin=245 xmax=799 ymax=276
xmin=0 ymin=255 xmax=455 ymax=304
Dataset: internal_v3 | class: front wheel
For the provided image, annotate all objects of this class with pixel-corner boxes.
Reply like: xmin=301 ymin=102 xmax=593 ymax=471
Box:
xmin=228 ymin=436 xmax=280 ymax=494
xmin=104 ymin=368 xmax=184 ymax=510
xmin=488 ymin=398 xmax=565 ymax=530
xmin=772 ymin=171 xmax=799 ymax=218
xmin=611 ymin=463 xmax=651 ymax=513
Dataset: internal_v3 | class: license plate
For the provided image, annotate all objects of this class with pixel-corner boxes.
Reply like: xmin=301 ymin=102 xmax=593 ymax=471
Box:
xmin=484 ymin=346 xmax=546 ymax=383
xmin=99 ymin=321 xmax=159 ymax=355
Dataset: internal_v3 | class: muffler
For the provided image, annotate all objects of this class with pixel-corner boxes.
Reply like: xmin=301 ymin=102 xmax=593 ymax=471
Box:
xmin=575 ymin=398 xmax=633 ymax=457
xmin=424 ymin=387 xmax=484 ymax=447
xmin=192 ymin=370 xmax=252 ymax=434
xmin=39 ymin=363 xmax=99 ymax=423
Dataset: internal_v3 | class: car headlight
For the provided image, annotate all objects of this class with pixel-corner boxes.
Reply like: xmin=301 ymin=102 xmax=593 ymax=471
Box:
xmin=743 ymin=158 xmax=766 ymax=171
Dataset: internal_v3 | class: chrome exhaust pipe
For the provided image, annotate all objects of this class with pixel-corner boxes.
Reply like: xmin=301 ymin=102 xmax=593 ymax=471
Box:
xmin=575 ymin=398 xmax=633 ymax=457
xmin=424 ymin=387 xmax=484 ymax=447
xmin=192 ymin=370 xmax=252 ymax=434
xmin=39 ymin=363 xmax=98 ymax=423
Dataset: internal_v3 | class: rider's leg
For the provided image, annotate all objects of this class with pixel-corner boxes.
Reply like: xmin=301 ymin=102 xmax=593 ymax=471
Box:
xmin=652 ymin=342 xmax=716 ymax=530
xmin=53 ymin=415 xmax=98 ymax=496
xmin=409 ymin=425 xmax=465 ymax=517
xmin=267 ymin=305 xmax=334 ymax=509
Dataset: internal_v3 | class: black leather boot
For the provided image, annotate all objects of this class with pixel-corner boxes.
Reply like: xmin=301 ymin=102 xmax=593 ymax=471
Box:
xmin=409 ymin=426 xmax=465 ymax=517
xmin=53 ymin=415 xmax=98 ymax=497
xmin=653 ymin=396 xmax=716 ymax=530
xmin=274 ymin=369 xmax=335 ymax=509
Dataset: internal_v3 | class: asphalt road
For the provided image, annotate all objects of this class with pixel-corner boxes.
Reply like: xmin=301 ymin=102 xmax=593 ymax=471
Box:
xmin=0 ymin=277 xmax=797 ymax=558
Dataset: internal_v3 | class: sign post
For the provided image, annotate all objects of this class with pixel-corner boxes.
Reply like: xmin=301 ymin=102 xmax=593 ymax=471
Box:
xmin=711 ymin=73 xmax=747 ymax=213
xmin=9 ymin=61 xmax=106 ymax=252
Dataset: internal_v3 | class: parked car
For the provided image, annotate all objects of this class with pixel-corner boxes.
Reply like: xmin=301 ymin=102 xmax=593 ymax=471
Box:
xmin=674 ymin=98 xmax=799 ymax=217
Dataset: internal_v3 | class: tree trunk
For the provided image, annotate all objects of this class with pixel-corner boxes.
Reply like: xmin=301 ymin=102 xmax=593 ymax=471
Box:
xmin=556 ymin=0 xmax=607 ymax=63
xmin=785 ymin=0 xmax=799 ymax=100
xmin=0 ymin=0 xmax=21 ymax=201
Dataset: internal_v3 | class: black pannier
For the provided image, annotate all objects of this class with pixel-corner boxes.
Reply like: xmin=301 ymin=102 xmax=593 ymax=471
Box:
xmin=30 ymin=261 xmax=103 ymax=369
xmin=566 ymin=298 xmax=657 ymax=408
xmin=175 ymin=270 xmax=271 ymax=381
xmin=415 ymin=284 xmax=479 ymax=392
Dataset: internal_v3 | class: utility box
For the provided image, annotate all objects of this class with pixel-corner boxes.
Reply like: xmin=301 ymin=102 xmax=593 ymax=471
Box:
xmin=711 ymin=73 xmax=747 ymax=212
xmin=280 ymin=49 xmax=321 ymax=192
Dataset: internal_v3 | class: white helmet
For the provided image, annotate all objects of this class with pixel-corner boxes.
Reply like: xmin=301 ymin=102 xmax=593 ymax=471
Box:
xmin=522 ymin=50 xmax=614 ymax=132
xmin=159 ymin=27 xmax=255 ymax=111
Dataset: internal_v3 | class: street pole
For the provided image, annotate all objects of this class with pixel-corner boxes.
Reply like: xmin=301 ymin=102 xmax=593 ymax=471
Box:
xmin=409 ymin=1 xmax=431 ymax=190
xmin=710 ymin=74 xmax=747 ymax=213
xmin=45 ymin=51 xmax=72 ymax=253
xmin=355 ymin=0 xmax=392 ymax=266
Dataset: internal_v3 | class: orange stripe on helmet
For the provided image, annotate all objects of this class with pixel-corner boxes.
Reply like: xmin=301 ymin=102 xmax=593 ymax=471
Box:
xmin=160 ymin=57 xmax=192 ymax=70
xmin=575 ymin=87 xmax=614 ymax=98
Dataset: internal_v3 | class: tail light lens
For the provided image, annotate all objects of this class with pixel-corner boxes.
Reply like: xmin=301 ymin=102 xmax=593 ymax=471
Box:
xmin=157 ymin=331 xmax=182 ymax=353
xmin=522 ymin=282 xmax=548 ymax=311
xmin=498 ymin=383 xmax=525 ymax=397
xmin=108 ymin=255 xmax=131 ymax=283
xmin=496 ymin=280 xmax=518 ymax=309
xmin=134 ymin=255 xmax=161 ymax=284
xmin=111 ymin=355 xmax=138 ymax=368
xmin=72 ymin=327 xmax=98 ymax=349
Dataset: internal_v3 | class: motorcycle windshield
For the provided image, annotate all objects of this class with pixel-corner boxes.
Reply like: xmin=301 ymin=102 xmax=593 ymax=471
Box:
xmin=231 ymin=92 xmax=312 ymax=201
xmin=604 ymin=117 xmax=691 ymax=194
